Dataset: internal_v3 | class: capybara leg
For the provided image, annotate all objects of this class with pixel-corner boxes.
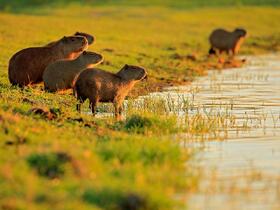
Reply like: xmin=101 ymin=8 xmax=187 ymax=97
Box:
xmin=89 ymin=100 xmax=98 ymax=117
xmin=89 ymin=102 xmax=95 ymax=116
xmin=113 ymin=102 xmax=122 ymax=120
xmin=76 ymin=98 xmax=85 ymax=113
xmin=76 ymin=104 xmax=82 ymax=113
xmin=208 ymin=48 xmax=216 ymax=56
xmin=231 ymin=49 xmax=236 ymax=58
xmin=228 ymin=50 xmax=235 ymax=59
xmin=89 ymin=95 xmax=98 ymax=116
xmin=118 ymin=104 xmax=123 ymax=115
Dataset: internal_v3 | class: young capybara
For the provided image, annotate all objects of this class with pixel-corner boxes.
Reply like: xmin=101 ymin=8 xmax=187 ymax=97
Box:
xmin=43 ymin=51 xmax=103 ymax=92
xmin=8 ymin=36 xmax=88 ymax=86
xmin=74 ymin=64 xmax=147 ymax=119
xmin=46 ymin=32 xmax=94 ymax=47
xmin=209 ymin=28 xmax=247 ymax=56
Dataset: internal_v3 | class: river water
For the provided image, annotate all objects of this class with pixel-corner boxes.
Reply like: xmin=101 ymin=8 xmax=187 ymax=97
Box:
xmin=169 ymin=55 xmax=280 ymax=210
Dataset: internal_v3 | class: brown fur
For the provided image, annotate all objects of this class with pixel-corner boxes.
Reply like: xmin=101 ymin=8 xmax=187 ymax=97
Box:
xmin=209 ymin=28 xmax=247 ymax=56
xmin=8 ymin=36 xmax=88 ymax=86
xmin=46 ymin=32 xmax=94 ymax=47
xmin=43 ymin=51 xmax=103 ymax=92
xmin=74 ymin=64 xmax=147 ymax=119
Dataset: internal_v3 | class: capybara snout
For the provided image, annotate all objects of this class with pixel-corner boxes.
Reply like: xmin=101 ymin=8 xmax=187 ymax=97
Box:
xmin=117 ymin=64 xmax=147 ymax=81
xmin=82 ymin=51 xmax=103 ymax=64
xmin=234 ymin=28 xmax=247 ymax=38
xmin=64 ymin=35 xmax=88 ymax=52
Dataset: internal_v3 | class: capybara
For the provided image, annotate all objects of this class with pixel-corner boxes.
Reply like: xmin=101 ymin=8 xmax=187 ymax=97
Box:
xmin=209 ymin=28 xmax=247 ymax=56
xmin=74 ymin=64 xmax=147 ymax=119
xmin=43 ymin=51 xmax=103 ymax=92
xmin=8 ymin=36 xmax=88 ymax=86
xmin=46 ymin=32 xmax=94 ymax=47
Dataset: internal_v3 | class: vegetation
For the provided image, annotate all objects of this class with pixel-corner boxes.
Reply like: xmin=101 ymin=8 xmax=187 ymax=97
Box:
xmin=0 ymin=2 xmax=280 ymax=210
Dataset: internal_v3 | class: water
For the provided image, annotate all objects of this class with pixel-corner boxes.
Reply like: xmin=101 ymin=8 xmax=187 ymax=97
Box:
xmin=166 ymin=55 xmax=280 ymax=210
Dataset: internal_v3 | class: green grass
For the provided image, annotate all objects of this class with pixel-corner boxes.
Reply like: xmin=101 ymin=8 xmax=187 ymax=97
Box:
xmin=0 ymin=3 xmax=280 ymax=210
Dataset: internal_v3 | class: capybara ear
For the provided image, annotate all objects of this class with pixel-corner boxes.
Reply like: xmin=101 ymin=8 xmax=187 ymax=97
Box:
xmin=124 ymin=64 xmax=129 ymax=69
xmin=62 ymin=36 xmax=67 ymax=42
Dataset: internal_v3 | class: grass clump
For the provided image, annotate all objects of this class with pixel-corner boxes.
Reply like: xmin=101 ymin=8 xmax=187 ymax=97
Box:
xmin=83 ymin=188 xmax=174 ymax=210
xmin=27 ymin=152 xmax=71 ymax=179
xmin=83 ymin=189 xmax=148 ymax=210
xmin=122 ymin=114 xmax=178 ymax=134
xmin=124 ymin=115 xmax=152 ymax=133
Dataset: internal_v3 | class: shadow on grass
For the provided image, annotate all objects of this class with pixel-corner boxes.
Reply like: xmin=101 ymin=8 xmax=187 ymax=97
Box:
xmin=27 ymin=152 xmax=71 ymax=179
xmin=83 ymin=188 xmax=147 ymax=210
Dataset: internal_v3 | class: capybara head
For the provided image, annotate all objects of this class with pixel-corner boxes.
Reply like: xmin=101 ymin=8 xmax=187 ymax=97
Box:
xmin=74 ymin=32 xmax=95 ymax=45
xmin=234 ymin=28 xmax=247 ymax=38
xmin=117 ymin=64 xmax=147 ymax=81
xmin=58 ymin=35 xmax=88 ymax=54
xmin=81 ymin=51 xmax=103 ymax=65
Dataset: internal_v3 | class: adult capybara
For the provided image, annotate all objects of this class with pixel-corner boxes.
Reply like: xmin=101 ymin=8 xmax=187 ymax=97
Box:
xmin=43 ymin=51 xmax=103 ymax=92
xmin=74 ymin=64 xmax=147 ymax=119
xmin=8 ymin=36 xmax=88 ymax=86
xmin=209 ymin=28 xmax=247 ymax=56
xmin=46 ymin=32 xmax=94 ymax=47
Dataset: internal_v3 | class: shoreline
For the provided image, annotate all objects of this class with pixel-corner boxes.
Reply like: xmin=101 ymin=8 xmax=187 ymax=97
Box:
xmin=130 ymin=56 xmax=248 ymax=97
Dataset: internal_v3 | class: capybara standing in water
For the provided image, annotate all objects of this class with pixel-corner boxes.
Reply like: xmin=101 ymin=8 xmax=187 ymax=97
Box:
xmin=46 ymin=32 xmax=94 ymax=47
xmin=8 ymin=36 xmax=88 ymax=86
xmin=209 ymin=28 xmax=247 ymax=56
xmin=74 ymin=64 xmax=147 ymax=119
xmin=43 ymin=51 xmax=103 ymax=92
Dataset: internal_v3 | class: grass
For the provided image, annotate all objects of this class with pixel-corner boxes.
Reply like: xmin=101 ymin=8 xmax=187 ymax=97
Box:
xmin=0 ymin=2 xmax=280 ymax=210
